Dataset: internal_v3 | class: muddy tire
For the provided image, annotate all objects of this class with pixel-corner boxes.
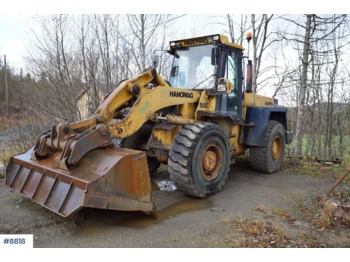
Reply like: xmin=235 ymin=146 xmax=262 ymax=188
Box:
xmin=121 ymin=123 xmax=160 ymax=175
xmin=249 ymin=120 xmax=285 ymax=173
xmin=168 ymin=122 xmax=230 ymax=198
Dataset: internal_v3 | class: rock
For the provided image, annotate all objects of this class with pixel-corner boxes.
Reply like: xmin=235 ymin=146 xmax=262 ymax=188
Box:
xmin=156 ymin=180 xmax=177 ymax=191
xmin=210 ymin=207 xmax=226 ymax=212
xmin=0 ymin=161 xmax=5 ymax=178
xmin=334 ymin=207 xmax=345 ymax=218
xmin=294 ymin=221 xmax=310 ymax=228
xmin=343 ymin=211 xmax=350 ymax=224
xmin=323 ymin=200 xmax=338 ymax=216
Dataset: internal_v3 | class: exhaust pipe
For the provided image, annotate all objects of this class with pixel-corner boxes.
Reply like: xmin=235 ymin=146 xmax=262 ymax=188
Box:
xmin=246 ymin=60 xmax=253 ymax=93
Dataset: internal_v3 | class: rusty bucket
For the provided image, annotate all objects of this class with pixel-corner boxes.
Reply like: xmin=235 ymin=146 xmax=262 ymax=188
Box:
xmin=5 ymin=147 xmax=154 ymax=217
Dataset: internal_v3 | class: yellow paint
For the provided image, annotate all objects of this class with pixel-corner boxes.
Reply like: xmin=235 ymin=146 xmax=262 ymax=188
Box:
xmin=95 ymin=68 xmax=156 ymax=123
xmin=195 ymin=91 xmax=217 ymax=119
xmin=179 ymin=103 xmax=196 ymax=119
xmin=170 ymin=34 xmax=243 ymax=50
xmin=197 ymin=92 xmax=210 ymax=111
xmin=242 ymin=107 xmax=247 ymax=121
xmin=151 ymin=125 xmax=182 ymax=148
xmin=108 ymin=83 xmax=201 ymax=138
xmin=218 ymin=35 xmax=243 ymax=50
xmin=207 ymin=95 xmax=216 ymax=111
xmin=165 ymin=115 xmax=196 ymax=125
xmin=69 ymin=117 xmax=97 ymax=130
xmin=243 ymin=93 xmax=274 ymax=108
xmin=230 ymin=125 xmax=246 ymax=156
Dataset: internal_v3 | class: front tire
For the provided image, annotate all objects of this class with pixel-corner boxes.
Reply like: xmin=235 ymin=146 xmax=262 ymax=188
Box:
xmin=168 ymin=123 xmax=230 ymax=198
xmin=249 ymin=120 xmax=285 ymax=173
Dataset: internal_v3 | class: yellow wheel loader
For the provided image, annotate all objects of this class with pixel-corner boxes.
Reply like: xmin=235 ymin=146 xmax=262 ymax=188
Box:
xmin=5 ymin=34 xmax=292 ymax=217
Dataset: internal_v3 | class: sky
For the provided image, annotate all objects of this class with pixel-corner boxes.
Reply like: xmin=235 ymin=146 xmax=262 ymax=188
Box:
xmin=0 ymin=13 xmax=228 ymax=71
xmin=0 ymin=0 xmax=347 ymax=75
xmin=0 ymin=0 xmax=347 ymax=68
xmin=0 ymin=14 xmax=27 ymax=69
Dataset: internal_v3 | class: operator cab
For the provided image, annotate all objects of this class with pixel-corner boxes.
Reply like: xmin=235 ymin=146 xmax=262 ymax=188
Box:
xmin=168 ymin=34 xmax=244 ymax=118
xmin=169 ymin=44 xmax=215 ymax=90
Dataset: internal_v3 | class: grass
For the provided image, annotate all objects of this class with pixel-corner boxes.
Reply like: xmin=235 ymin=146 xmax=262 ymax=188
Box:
xmin=224 ymin=218 xmax=290 ymax=248
xmin=220 ymin=194 xmax=350 ymax=247
xmin=254 ymin=204 xmax=268 ymax=214
xmin=286 ymin=135 xmax=350 ymax=166
xmin=221 ymin=203 xmax=330 ymax=248
xmin=226 ymin=218 xmax=327 ymax=248
xmin=297 ymin=233 xmax=327 ymax=248
xmin=235 ymin=219 xmax=286 ymax=238
xmin=0 ymin=110 xmax=55 ymax=166
xmin=272 ymin=208 xmax=297 ymax=222
xmin=284 ymin=158 xmax=347 ymax=179
xmin=254 ymin=205 xmax=297 ymax=222
xmin=293 ymin=192 xmax=350 ymax=231
xmin=0 ymin=112 xmax=26 ymax=130
xmin=0 ymin=145 xmax=20 ymax=167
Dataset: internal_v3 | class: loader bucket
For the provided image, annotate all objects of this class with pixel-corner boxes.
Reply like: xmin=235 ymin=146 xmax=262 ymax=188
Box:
xmin=5 ymin=147 xmax=155 ymax=217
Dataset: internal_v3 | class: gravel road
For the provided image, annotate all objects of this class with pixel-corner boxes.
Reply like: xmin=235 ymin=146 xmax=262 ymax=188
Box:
xmin=0 ymin=162 xmax=349 ymax=248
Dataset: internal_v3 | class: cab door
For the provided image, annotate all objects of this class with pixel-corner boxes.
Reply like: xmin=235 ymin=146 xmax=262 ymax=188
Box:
xmin=225 ymin=49 xmax=242 ymax=118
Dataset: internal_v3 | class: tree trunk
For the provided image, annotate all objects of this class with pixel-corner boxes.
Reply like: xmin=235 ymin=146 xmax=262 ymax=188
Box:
xmin=294 ymin=15 xmax=312 ymax=158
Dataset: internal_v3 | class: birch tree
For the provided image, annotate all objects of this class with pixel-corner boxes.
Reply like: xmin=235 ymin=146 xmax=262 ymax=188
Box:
xmin=294 ymin=14 xmax=312 ymax=159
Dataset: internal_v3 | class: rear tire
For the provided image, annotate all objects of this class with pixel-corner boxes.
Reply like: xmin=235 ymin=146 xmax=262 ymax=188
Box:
xmin=121 ymin=123 xmax=160 ymax=175
xmin=249 ymin=120 xmax=285 ymax=173
xmin=168 ymin=123 xmax=230 ymax=198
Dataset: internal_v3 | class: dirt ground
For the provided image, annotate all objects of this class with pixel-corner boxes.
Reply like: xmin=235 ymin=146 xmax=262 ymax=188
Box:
xmin=0 ymin=160 xmax=349 ymax=248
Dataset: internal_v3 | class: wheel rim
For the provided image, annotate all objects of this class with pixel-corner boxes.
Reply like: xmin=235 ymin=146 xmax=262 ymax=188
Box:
xmin=201 ymin=142 xmax=223 ymax=181
xmin=272 ymin=136 xmax=282 ymax=161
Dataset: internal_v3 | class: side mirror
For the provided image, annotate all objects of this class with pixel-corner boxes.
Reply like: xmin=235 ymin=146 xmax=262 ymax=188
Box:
xmin=211 ymin=47 xmax=219 ymax=65
xmin=152 ymin=55 xmax=159 ymax=69
xmin=167 ymin=50 xmax=179 ymax=58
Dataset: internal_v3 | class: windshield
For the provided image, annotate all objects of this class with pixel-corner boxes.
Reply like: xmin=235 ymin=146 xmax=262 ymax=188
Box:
xmin=169 ymin=45 xmax=215 ymax=90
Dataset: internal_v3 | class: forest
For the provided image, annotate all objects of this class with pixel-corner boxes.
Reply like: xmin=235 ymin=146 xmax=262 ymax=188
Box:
xmin=0 ymin=14 xmax=349 ymax=164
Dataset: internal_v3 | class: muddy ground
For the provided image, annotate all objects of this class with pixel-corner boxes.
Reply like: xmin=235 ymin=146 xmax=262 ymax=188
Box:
xmin=0 ymin=160 xmax=349 ymax=248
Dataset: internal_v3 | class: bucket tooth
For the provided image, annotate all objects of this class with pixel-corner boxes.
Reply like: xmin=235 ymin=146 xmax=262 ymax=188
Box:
xmin=22 ymin=170 xmax=45 ymax=198
xmin=33 ymin=175 xmax=57 ymax=205
xmin=6 ymin=163 xmax=21 ymax=188
xmin=59 ymin=186 xmax=84 ymax=217
xmin=45 ymin=179 xmax=70 ymax=212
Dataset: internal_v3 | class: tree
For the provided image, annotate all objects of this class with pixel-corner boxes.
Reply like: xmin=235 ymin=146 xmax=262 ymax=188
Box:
xmin=279 ymin=14 xmax=348 ymax=159
xmin=294 ymin=14 xmax=312 ymax=159
xmin=220 ymin=14 xmax=250 ymax=46
xmin=24 ymin=14 xmax=179 ymax=121
xmin=251 ymin=14 xmax=276 ymax=93
xmin=220 ymin=14 xmax=281 ymax=94
xmin=123 ymin=14 xmax=171 ymax=72
xmin=26 ymin=14 xmax=82 ymax=120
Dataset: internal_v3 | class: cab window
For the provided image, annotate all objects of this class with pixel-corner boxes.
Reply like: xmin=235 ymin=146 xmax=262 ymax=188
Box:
xmin=226 ymin=50 xmax=238 ymax=115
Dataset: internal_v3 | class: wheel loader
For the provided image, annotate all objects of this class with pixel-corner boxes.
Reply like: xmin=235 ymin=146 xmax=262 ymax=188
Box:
xmin=5 ymin=34 xmax=292 ymax=217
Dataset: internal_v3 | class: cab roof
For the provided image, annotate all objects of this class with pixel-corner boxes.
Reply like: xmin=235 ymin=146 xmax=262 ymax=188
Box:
xmin=169 ymin=34 xmax=243 ymax=50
